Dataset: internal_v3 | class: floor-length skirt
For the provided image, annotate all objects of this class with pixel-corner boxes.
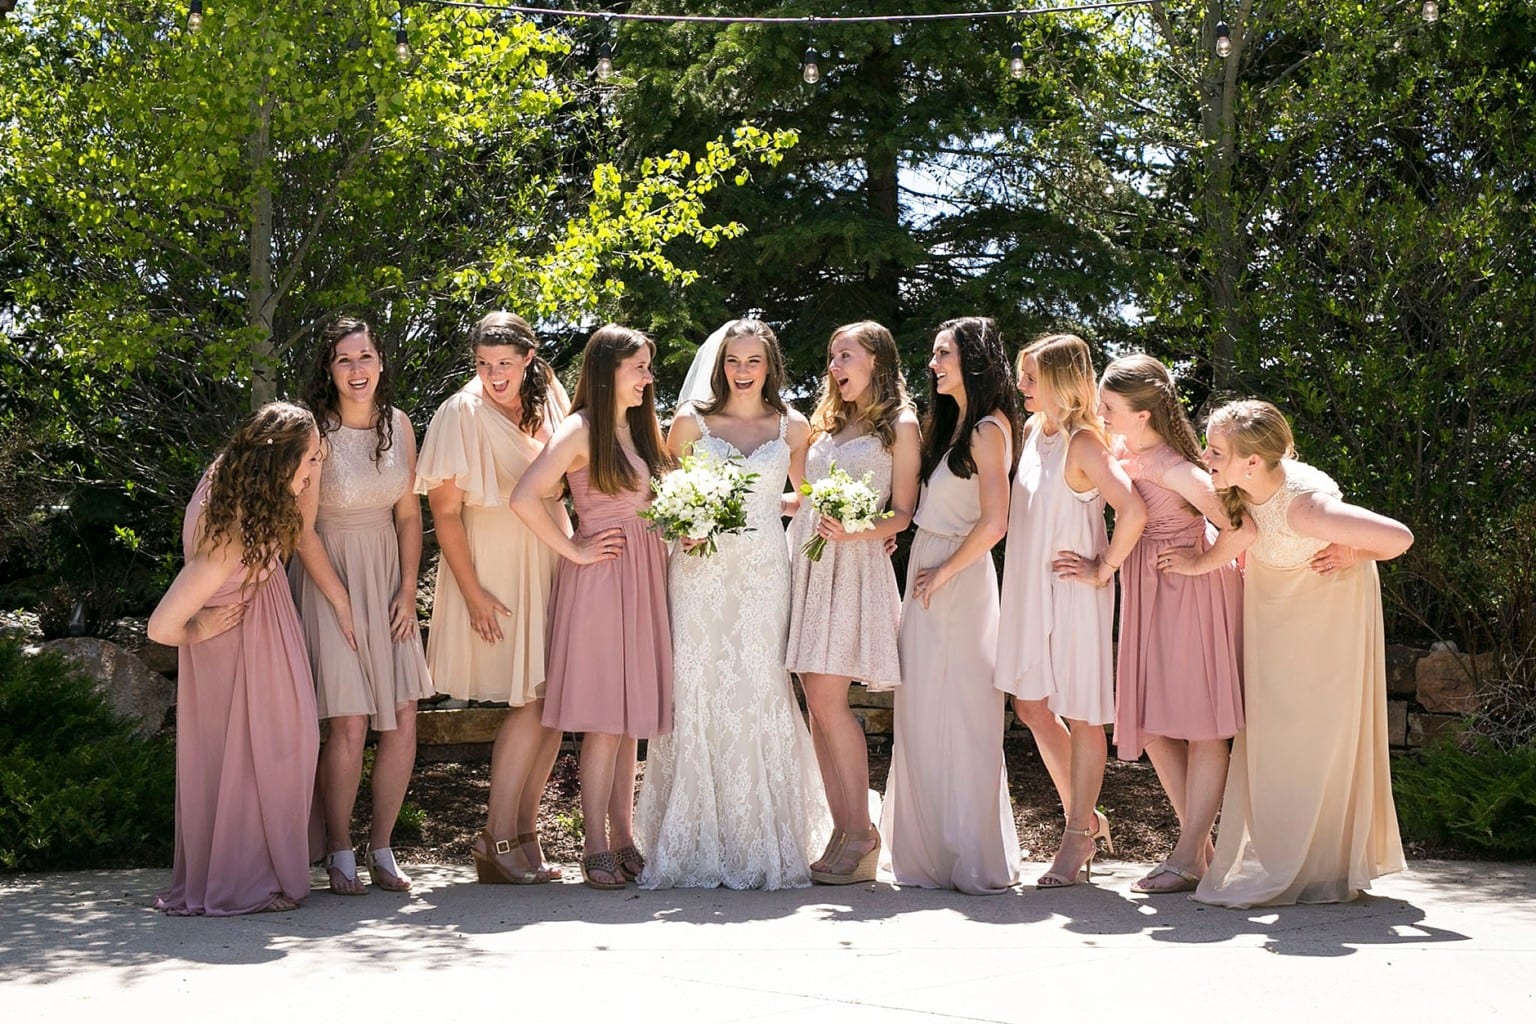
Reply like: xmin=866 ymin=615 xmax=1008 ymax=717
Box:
xmin=880 ymin=530 xmax=1020 ymax=894
xmin=156 ymin=569 xmax=320 ymax=916
xmin=1196 ymin=558 xmax=1404 ymax=908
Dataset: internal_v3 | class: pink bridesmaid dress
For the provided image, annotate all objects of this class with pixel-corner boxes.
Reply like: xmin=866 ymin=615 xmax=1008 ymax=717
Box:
xmin=156 ymin=473 xmax=320 ymax=916
xmin=541 ymin=451 xmax=673 ymax=738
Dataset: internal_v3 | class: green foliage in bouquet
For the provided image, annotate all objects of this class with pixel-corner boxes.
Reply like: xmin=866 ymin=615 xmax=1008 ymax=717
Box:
xmin=1392 ymin=740 xmax=1536 ymax=858
xmin=0 ymin=639 xmax=175 ymax=871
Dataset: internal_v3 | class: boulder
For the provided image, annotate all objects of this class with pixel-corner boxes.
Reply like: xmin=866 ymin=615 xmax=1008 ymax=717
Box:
xmin=1415 ymin=650 xmax=1496 ymax=713
xmin=852 ymin=708 xmax=892 ymax=736
xmin=134 ymin=640 xmax=180 ymax=677
xmin=849 ymin=684 xmax=894 ymax=709
xmin=1407 ymin=712 xmax=1463 ymax=748
xmin=1387 ymin=699 xmax=1408 ymax=747
xmin=1384 ymin=644 xmax=1422 ymax=699
xmin=38 ymin=637 xmax=176 ymax=737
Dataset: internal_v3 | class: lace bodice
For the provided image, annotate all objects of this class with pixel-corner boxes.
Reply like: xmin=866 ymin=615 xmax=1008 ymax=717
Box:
xmin=318 ymin=411 xmax=410 ymax=515
xmin=1246 ymin=459 xmax=1341 ymax=569
xmin=690 ymin=409 xmax=790 ymax=532
xmin=805 ymin=431 xmax=893 ymax=506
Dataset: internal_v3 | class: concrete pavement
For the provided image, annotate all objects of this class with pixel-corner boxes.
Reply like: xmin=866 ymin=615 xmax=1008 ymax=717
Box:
xmin=3 ymin=859 xmax=1533 ymax=1021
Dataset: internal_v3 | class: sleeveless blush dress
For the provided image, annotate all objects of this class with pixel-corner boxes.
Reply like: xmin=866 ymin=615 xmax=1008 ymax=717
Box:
xmin=155 ymin=473 xmax=320 ymax=916
xmin=881 ymin=417 xmax=1021 ymax=894
xmin=541 ymin=450 xmax=673 ymax=737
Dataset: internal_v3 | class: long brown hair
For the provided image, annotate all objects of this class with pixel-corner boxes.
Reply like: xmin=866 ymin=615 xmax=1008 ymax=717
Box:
xmin=1099 ymin=354 xmax=1204 ymax=467
xmin=808 ymin=320 xmax=913 ymax=451
xmin=1018 ymin=333 xmax=1108 ymax=447
xmin=199 ymin=402 xmax=316 ymax=587
xmin=1205 ymin=399 xmax=1297 ymax=528
xmin=695 ymin=319 xmax=788 ymax=417
xmin=920 ymin=317 xmax=1023 ymax=483
xmin=301 ymin=317 xmax=396 ymax=462
xmin=569 ymin=324 xmax=674 ymax=494
xmin=470 ymin=311 xmax=554 ymax=435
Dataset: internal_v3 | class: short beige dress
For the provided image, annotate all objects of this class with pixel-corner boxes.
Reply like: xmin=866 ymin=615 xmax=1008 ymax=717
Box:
xmin=785 ymin=433 xmax=903 ymax=690
xmin=288 ymin=409 xmax=433 ymax=730
xmin=414 ymin=379 xmax=568 ymax=704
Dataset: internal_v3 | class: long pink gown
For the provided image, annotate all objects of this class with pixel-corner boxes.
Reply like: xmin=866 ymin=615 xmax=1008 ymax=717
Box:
xmin=1113 ymin=442 xmax=1243 ymax=760
xmin=156 ymin=474 xmax=320 ymax=916
xmin=541 ymin=451 xmax=673 ymax=738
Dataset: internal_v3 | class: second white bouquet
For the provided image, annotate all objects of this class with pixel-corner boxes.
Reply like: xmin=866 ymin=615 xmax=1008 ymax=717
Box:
xmin=799 ymin=462 xmax=893 ymax=562
xmin=639 ymin=451 xmax=760 ymax=558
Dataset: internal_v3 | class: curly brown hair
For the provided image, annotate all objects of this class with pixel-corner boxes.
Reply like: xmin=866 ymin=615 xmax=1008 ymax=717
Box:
xmin=301 ymin=317 xmax=397 ymax=462
xmin=199 ymin=402 xmax=317 ymax=588
xmin=470 ymin=311 xmax=554 ymax=435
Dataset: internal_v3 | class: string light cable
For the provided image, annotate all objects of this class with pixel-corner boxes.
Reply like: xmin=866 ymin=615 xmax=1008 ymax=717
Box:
xmin=172 ymin=2 xmax=1446 ymax=67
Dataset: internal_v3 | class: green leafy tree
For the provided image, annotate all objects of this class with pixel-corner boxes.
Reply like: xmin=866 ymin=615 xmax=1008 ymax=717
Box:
xmin=604 ymin=1 xmax=1138 ymax=389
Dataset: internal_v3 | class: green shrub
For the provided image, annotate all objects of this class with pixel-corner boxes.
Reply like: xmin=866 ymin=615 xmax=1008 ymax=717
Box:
xmin=0 ymin=638 xmax=175 ymax=871
xmin=1392 ymin=740 xmax=1536 ymax=858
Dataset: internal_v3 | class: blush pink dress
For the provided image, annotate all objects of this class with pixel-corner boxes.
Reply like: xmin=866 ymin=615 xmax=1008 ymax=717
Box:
xmin=289 ymin=410 xmax=432 ymax=729
xmin=155 ymin=473 xmax=320 ymax=916
xmin=541 ymin=450 xmax=673 ymax=737
xmin=1113 ymin=442 xmax=1243 ymax=760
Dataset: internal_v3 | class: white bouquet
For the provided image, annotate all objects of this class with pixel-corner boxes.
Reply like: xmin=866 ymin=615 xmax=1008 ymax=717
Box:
xmin=639 ymin=451 xmax=759 ymax=558
xmin=799 ymin=462 xmax=892 ymax=562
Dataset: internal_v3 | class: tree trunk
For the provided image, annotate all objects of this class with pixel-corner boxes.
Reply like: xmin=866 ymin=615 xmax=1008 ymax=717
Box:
xmin=1197 ymin=0 xmax=1251 ymax=394
xmin=247 ymin=81 xmax=276 ymax=410
xmin=864 ymin=34 xmax=903 ymax=327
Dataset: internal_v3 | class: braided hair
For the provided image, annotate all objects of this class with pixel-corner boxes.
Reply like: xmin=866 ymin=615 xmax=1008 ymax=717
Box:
xmin=1204 ymin=399 xmax=1297 ymax=529
xmin=1099 ymin=354 xmax=1204 ymax=467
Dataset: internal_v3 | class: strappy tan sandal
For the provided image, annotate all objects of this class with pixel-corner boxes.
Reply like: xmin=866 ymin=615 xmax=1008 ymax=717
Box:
xmin=471 ymin=831 xmax=542 ymax=885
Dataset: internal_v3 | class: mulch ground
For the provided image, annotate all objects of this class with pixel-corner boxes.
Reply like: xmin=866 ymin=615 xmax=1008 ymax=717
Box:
xmin=378 ymin=737 xmax=1184 ymax=872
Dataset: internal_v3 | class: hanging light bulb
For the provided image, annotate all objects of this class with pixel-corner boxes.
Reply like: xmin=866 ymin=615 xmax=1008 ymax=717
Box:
xmin=1421 ymin=1 xmax=1440 ymax=23
xmin=802 ymin=46 xmax=820 ymax=85
xmin=1009 ymin=42 xmax=1026 ymax=80
xmin=187 ymin=0 xmax=204 ymax=33
xmin=596 ymin=41 xmax=614 ymax=80
xmin=1215 ymin=22 xmax=1232 ymax=58
xmin=395 ymin=26 xmax=410 ymax=63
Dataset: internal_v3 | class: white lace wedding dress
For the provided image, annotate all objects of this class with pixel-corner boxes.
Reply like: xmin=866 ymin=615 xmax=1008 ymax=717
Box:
xmin=635 ymin=410 xmax=832 ymax=890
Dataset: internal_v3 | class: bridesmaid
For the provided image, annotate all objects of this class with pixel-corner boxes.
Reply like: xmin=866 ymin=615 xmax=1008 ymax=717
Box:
xmin=510 ymin=324 xmax=674 ymax=891
xmin=1097 ymin=354 xmax=1248 ymax=894
xmin=290 ymin=317 xmax=433 ymax=895
xmin=786 ymin=321 xmax=920 ymax=885
xmin=416 ymin=312 xmax=570 ymax=884
xmin=148 ymin=402 xmax=323 ymax=915
xmin=1193 ymin=400 xmax=1411 ymax=908
xmin=880 ymin=317 xmax=1023 ymax=894
xmin=995 ymin=333 xmax=1146 ymax=888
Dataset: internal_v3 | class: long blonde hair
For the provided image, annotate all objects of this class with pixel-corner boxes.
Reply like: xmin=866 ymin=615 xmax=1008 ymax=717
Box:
xmin=1099 ymin=354 xmax=1203 ymax=467
xmin=1019 ymin=333 xmax=1108 ymax=446
xmin=808 ymin=321 xmax=913 ymax=450
xmin=1204 ymin=399 xmax=1297 ymax=528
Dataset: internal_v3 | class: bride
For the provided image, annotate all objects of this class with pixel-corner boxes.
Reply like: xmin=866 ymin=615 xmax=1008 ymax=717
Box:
xmin=634 ymin=319 xmax=832 ymax=889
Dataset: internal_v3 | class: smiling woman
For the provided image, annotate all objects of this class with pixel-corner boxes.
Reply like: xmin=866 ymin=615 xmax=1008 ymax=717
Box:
xmin=289 ymin=317 xmax=434 ymax=895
